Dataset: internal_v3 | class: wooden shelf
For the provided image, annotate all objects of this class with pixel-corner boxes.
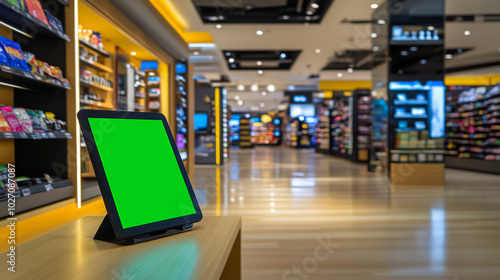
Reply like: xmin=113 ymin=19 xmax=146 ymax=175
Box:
xmin=0 ymin=64 xmax=71 ymax=90
xmin=79 ymin=38 xmax=112 ymax=58
xmin=0 ymin=0 xmax=70 ymax=41
xmin=80 ymin=78 xmax=114 ymax=92
xmin=80 ymin=99 xmax=114 ymax=110
xmin=80 ymin=57 xmax=113 ymax=73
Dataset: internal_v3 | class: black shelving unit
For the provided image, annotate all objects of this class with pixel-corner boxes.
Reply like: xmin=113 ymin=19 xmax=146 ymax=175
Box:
xmin=239 ymin=117 xmax=253 ymax=148
xmin=315 ymin=109 xmax=330 ymax=153
xmin=330 ymin=96 xmax=352 ymax=159
xmin=0 ymin=0 xmax=74 ymax=217
xmin=352 ymin=90 xmax=372 ymax=162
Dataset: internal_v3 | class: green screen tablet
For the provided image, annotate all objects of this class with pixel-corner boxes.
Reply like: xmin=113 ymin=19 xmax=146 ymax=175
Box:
xmin=89 ymin=118 xmax=196 ymax=228
xmin=78 ymin=110 xmax=202 ymax=240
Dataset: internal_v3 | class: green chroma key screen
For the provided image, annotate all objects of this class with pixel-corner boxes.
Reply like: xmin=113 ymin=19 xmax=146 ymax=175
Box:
xmin=88 ymin=118 xmax=196 ymax=229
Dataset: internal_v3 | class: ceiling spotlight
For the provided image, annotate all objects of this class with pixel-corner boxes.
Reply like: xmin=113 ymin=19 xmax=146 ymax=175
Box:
xmin=428 ymin=26 xmax=435 ymax=31
xmin=257 ymin=70 xmax=264 ymax=75
xmin=401 ymin=50 xmax=408 ymax=56
xmin=225 ymin=52 xmax=231 ymax=56
xmin=410 ymin=46 xmax=418 ymax=52
xmin=315 ymin=49 xmax=321 ymax=54
xmin=260 ymin=103 xmax=265 ymax=108
xmin=372 ymin=46 xmax=380 ymax=52
xmin=218 ymin=15 xmax=224 ymax=20
xmin=230 ymin=63 xmax=237 ymax=68
xmin=306 ymin=10 xmax=314 ymax=15
xmin=337 ymin=73 xmax=343 ymax=78
xmin=445 ymin=54 xmax=453 ymax=59
xmin=347 ymin=68 xmax=353 ymax=73
xmin=464 ymin=30 xmax=471 ymax=36
xmin=228 ymin=58 xmax=235 ymax=63
xmin=267 ymin=84 xmax=276 ymax=92
xmin=130 ymin=52 xmax=137 ymax=56
xmin=256 ymin=61 xmax=263 ymax=66
xmin=251 ymin=84 xmax=259 ymax=92
xmin=280 ymin=53 xmax=287 ymax=59
xmin=261 ymin=91 xmax=267 ymax=96
xmin=237 ymin=100 xmax=244 ymax=106
xmin=245 ymin=114 xmax=250 ymax=118
xmin=311 ymin=3 xmax=319 ymax=9
xmin=282 ymin=15 xmax=290 ymax=20
xmin=305 ymin=16 xmax=312 ymax=21
xmin=371 ymin=33 xmax=378 ymax=38
xmin=235 ymin=95 xmax=240 ymax=100
xmin=215 ymin=24 xmax=222 ymax=29
xmin=420 ymin=59 xmax=427 ymax=64
xmin=237 ymin=85 xmax=245 ymax=91
xmin=371 ymin=3 xmax=379 ymax=9
xmin=256 ymin=30 xmax=263 ymax=36
xmin=193 ymin=51 xmax=200 ymax=55
xmin=377 ymin=19 xmax=386 ymax=24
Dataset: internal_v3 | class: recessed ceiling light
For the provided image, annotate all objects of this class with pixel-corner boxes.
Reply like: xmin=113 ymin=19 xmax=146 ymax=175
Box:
xmin=215 ymin=24 xmax=222 ymax=29
xmin=371 ymin=33 xmax=377 ymax=38
xmin=311 ymin=3 xmax=319 ymax=9
xmin=230 ymin=64 xmax=237 ymax=68
xmin=306 ymin=11 xmax=313 ymax=15
xmin=445 ymin=54 xmax=453 ymax=59
xmin=280 ymin=53 xmax=287 ymax=59
xmin=257 ymin=70 xmax=264 ymax=75
xmin=251 ymin=84 xmax=259 ymax=92
xmin=371 ymin=3 xmax=379 ymax=9
xmin=337 ymin=73 xmax=343 ymax=78
xmin=401 ymin=51 xmax=408 ymax=56
xmin=267 ymin=84 xmax=276 ymax=92
xmin=237 ymin=100 xmax=244 ymax=106
xmin=237 ymin=85 xmax=245 ymax=91
xmin=207 ymin=16 xmax=218 ymax=21
xmin=245 ymin=114 xmax=250 ymax=118
xmin=228 ymin=58 xmax=235 ymax=63
xmin=428 ymin=26 xmax=435 ymax=31
xmin=130 ymin=52 xmax=137 ymax=56
xmin=464 ymin=30 xmax=471 ymax=36
xmin=261 ymin=91 xmax=267 ymax=96
xmin=282 ymin=15 xmax=290 ymax=20
xmin=420 ymin=59 xmax=427 ymax=64
xmin=256 ymin=30 xmax=263 ymax=36
xmin=315 ymin=49 xmax=321 ymax=54
xmin=218 ymin=15 xmax=224 ymax=20
xmin=377 ymin=19 xmax=386 ymax=24
xmin=410 ymin=46 xmax=418 ymax=51
xmin=235 ymin=95 xmax=240 ymax=100
xmin=305 ymin=16 xmax=312 ymax=21
xmin=260 ymin=103 xmax=265 ymax=108
xmin=372 ymin=46 xmax=380 ymax=51
xmin=256 ymin=61 xmax=263 ymax=66
xmin=193 ymin=51 xmax=200 ymax=55
xmin=225 ymin=52 xmax=231 ymax=56
xmin=347 ymin=68 xmax=353 ymax=73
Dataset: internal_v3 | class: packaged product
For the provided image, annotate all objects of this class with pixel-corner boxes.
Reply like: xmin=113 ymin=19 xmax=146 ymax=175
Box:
xmin=23 ymin=52 xmax=38 ymax=74
xmin=0 ymin=113 xmax=11 ymax=132
xmin=6 ymin=0 xmax=20 ymax=8
xmin=23 ymin=0 xmax=50 ymax=26
xmin=35 ymin=110 xmax=49 ymax=131
xmin=0 ymin=106 xmax=22 ymax=132
xmin=0 ymin=40 xmax=9 ymax=67
xmin=0 ymin=36 xmax=30 ymax=72
xmin=45 ymin=112 xmax=61 ymax=131
xmin=44 ymin=10 xmax=64 ymax=33
xmin=13 ymin=108 xmax=33 ymax=133
xmin=25 ymin=109 xmax=44 ymax=132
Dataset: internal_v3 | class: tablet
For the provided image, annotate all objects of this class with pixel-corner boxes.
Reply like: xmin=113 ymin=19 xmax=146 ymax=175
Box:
xmin=78 ymin=110 xmax=202 ymax=240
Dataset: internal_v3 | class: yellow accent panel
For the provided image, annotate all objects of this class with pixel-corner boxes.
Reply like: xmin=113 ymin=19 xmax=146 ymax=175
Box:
xmin=0 ymin=199 xmax=106 ymax=252
xmin=215 ymin=88 xmax=221 ymax=165
xmin=159 ymin=62 xmax=170 ymax=118
xmin=445 ymin=74 xmax=500 ymax=86
xmin=149 ymin=0 xmax=214 ymax=44
xmin=324 ymin=91 xmax=333 ymax=99
xmin=319 ymin=81 xmax=372 ymax=91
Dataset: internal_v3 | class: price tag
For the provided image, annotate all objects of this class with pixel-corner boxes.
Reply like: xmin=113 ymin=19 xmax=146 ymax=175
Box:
xmin=55 ymin=80 xmax=62 ymax=86
xmin=4 ymin=133 xmax=14 ymax=139
xmin=19 ymin=132 xmax=29 ymax=139
xmin=1 ymin=65 xmax=12 ymax=73
xmin=65 ymin=133 xmax=72 ymax=139
xmin=34 ymin=75 xmax=43 ymax=81
xmin=48 ymin=132 xmax=56 ymax=138
xmin=44 ymin=184 xmax=54 ymax=191
xmin=40 ymin=133 xmax=48 ymax=139
xmin=21 ymin=188 xmax=31 ymax=196
xmin=31 ymin=133 xmax=41 ymax=140
xmin=64 ymin=83 xmax=71 ymax=89
xmin=24 ymin=71 xmax=33 ymax=79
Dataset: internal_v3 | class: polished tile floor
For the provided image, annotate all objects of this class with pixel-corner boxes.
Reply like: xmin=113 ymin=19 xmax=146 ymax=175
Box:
xmin=194 ymin=147 xmax=500 ymax=280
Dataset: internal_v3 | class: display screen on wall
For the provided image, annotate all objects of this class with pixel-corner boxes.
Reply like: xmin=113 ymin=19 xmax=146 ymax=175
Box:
xmin=176 ymin=63 xmax=187 ymax=74
xmin=290 ymin=104 xmax=316 ymax=118
xmin=141 ymin=61 xmax=158 ymax=72
xmin=194 ymin=113 xmax=208 ymax=131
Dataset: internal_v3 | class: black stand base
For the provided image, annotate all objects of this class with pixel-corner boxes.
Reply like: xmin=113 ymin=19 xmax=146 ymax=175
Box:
xmin=94 ymin=215 xmax=193 ymax=245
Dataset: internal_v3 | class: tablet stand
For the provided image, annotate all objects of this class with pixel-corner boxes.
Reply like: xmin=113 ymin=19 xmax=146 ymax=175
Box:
xmin=94 ymin=215 xmax=193 ymax=245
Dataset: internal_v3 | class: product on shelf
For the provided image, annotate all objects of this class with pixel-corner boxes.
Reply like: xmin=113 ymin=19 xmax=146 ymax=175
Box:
xmin=13 ymin=108 xmax=33 ymax=133
xmin=0 ymin=36 xmax=30 ymax=72
xmin=1 ymin=106 xmax=22 ymax=132
xmin=0 ymin=113 xmax=11 ymax=132
xmin=149 ymin=88 xmax=160 ymax=97
xmin=6 ymin=0 xmax=21 ymax=8
xmin=25 ymin=109 xmax=44 ymax=132
xmin=24 ymin=0 xmax=50 ymax=25
xmin=44 ymin=10 xmax=64 ymax=33
xmin=149 ymin=101 xmax=160 ymax=110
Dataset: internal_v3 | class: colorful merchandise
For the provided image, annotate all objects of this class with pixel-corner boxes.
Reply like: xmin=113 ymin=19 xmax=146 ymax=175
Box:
xmin=0 ymin=36 xmax=30 ymax=72
xmin=24 ymin=0 xmax=50 ymax=26
xmin=0 ymin=106 xmax=22 ymax=132
xmin=0 ymin=113 xmax=11 ymax=132
xmin=0 ymin=39 xmax=9 ymax=66
xmin=44 ymin=10 xmax=64 ymax=33
xmin=35 ymin=110 xmax=49 ymax=131
xmin=25 ymin=110 xmax=44 ymax=132
xmin=13 ymin=108 xmax=33 ymax=133
xmin=23 ymin=52 xmax=38 ymax=74
xmin=149 ymin=88 xmax=161 ymax=97
xmin=6 ymin=0 xmax=20 ymax=8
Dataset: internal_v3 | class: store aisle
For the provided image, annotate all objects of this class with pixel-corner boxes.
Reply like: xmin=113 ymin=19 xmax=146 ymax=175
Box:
xmin=194 ymin=147 xmax=500 ymax=280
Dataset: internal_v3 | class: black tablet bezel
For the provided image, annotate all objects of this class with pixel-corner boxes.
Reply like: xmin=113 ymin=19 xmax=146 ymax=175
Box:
xmin=78 ymin=110 xmax=203 ymax=239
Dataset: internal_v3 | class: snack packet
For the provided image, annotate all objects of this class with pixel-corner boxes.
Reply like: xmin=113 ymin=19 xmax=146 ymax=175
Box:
xmin=13 ymin=108 xmax=33 ymax=133
xmin=25 ymin=109 xmax=44 ymax=132
xmin=35 ymin=110 xmax=49 ymax=131
xmin=0 ymin=36 xmax=30 ymax=71
xmin=0 ymin=113 xmax=11 ymax=132
xmin=0 ymin=106 xmax=22 ymax=132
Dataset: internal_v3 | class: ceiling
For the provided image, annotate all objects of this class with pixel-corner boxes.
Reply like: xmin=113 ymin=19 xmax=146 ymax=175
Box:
xmin=109 ymin=0 xmax=500 ymax=113
xmin=222 ymin=50 xmax=302 ymax=71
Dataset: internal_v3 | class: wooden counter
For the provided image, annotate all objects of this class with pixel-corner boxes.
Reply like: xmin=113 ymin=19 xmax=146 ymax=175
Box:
xmin=1 ymin=216 xmax=241 ymax=280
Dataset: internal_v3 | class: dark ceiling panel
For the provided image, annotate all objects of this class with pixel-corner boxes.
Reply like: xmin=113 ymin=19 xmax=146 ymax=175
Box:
xmin=222 ymin=50 xmax=301 ymax=70
xmin=192 ymin=0 xmax=334 ymax=24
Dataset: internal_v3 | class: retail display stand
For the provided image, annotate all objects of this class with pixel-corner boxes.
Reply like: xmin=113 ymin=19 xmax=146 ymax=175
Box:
xmin=289 ymin=118 xmax=314 ymax=149
xmin=0 ymin=0 xmax=75 ymax=217
xmin=315 ymin=108 xmax=331 ymax=153
xmin=330 ymin=94 xmax=352 ymax=159
xmin=239 ymin=117 xmax=253 ymax=148
xmin=145 ymin=69 xmax=161 ymax=112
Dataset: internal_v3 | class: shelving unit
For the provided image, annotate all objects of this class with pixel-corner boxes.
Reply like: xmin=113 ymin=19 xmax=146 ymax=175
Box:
xmin=174 ymin=62 xmax=188 ymax=161
xmin=352 ymin=90 xmax=372 ymax=162
xmin=0 ymin=0 xmax=75 ymax=217
xmin=315 ymin=109 xmax=330 ymax=153
xmin=445 ymin=84 xmax=500 ymax=174
xmin=330 ymin=98 xmax=352 ymax=158
xmin=239 ymin=117 xmax=252 ymax=148
xmin=289 ymin=118 xmax=314 ymax=149
xmin=134 ymin=68 xmax=146 ymax=112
